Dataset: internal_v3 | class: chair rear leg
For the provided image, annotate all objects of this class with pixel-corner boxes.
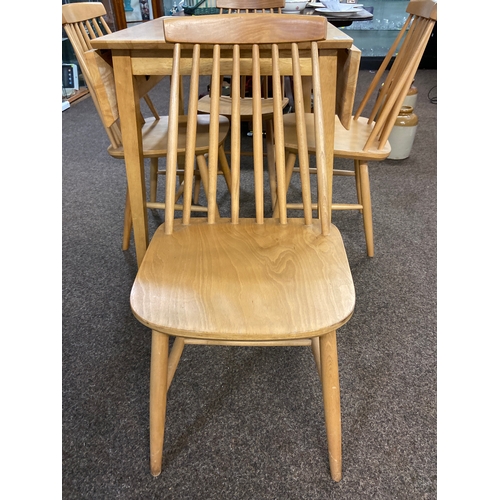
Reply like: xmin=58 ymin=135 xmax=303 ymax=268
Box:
xmin=273 ymin=151 xmax=297 ymax=217
xmin=150 ymin=330 xmax=169 ymax=476
xmin=320 ymin=329 xmax=342 ymax=481
xmin=265 ymin=119 xmax=277 ymax=209
xmin=218 ymin=145 xmax=232 ymax=194
xmin=358 ymin=161 xmax=374 ymax=257
xmin=167 ymin=338 xmax=185 ymax=391
xmin=193 ymin=172 xmax=201 ymax=205
xmin=354 ymin=160 xmax=363 ymax=212
xmin=196 ymin=154 xmax=220 ymax=218
xmin=311 ymin=336 xmax=321 ymax=377
xmin=150 ymin=157 xmax=159 ymax=203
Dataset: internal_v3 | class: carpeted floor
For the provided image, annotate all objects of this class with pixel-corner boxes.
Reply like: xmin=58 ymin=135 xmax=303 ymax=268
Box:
xmin=62 ymin=69 xmax=437 ymax=499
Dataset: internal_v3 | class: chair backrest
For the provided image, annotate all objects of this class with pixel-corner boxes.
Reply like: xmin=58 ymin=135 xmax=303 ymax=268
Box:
xmin=62 ymin=2 xmax=163 ymax=150
xmin=63 ymin=2 xmax=124 ymax=148
xmin=163 ymin=14 xmax=330 ymax=233
xmin=62 ymin=2 xmax=112 ymax=83
xmin=217 ymin=0 xmax=284 ymax=13
xmin=353 ymin=0 xmax=437 ymax=151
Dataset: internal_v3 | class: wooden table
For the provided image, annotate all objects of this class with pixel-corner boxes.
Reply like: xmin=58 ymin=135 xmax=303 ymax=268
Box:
xmin=91 ymin=16 xmax=354 ymax=267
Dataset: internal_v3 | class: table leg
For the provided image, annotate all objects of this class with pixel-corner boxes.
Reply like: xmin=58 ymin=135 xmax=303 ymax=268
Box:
xmin=113 ymin=50 xmax=149 ymax=266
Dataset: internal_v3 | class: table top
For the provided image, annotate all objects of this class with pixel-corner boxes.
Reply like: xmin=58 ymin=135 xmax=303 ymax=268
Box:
xmin=91 ymin=15 xmax=354 ymax=51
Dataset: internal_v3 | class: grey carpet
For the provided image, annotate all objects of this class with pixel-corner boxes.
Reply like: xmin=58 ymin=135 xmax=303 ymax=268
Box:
xmin=62 ymin=69 xmax=437 ymax=499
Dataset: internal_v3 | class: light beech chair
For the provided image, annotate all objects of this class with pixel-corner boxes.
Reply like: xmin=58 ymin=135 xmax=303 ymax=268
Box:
xmin=130 ymin=13 xmax=355 ymax=481
xmin=62 ymin=2 xmax=231 ymax=250
xmin=280 ymin=0 xmax=437 ymax=257
xmin=197 ymin=0 xmax=288 ymax=208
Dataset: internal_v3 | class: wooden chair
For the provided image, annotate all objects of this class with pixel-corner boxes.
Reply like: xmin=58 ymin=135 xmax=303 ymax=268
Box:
xmin=131 ymin=13 xmax=355 ymax=481
xmin=197 ymin=0 xmax=288 ymax=208
xmin=281 ymin=0 xmax=438 ymax=257
xmin=62 ymin=2 xmax=232 ymax=250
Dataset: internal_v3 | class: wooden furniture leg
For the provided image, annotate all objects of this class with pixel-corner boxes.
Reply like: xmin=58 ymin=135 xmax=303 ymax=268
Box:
xmin=354 ymin=160 xmax=363 ymax=211
xmin=265 ymin=119 xmax=277 ymax=210
xmin=122 ymin=188 xmax=133 ymax=251
xmin=113 ymin=52 xmax=149 ymax=265
xmin=320 ymin=330 xmax=342 ymax=481
xmin=167 ymin=337 xmax=185 ymax=391
xmin=218 ymin=144 xmax=232 ymax=193
xmin=150 ymin=330 xmax=169 ymax=477
xmin=311 ymin=336 xmax=321 ymax=377
xmin=358 ymin=161 xmax=374 ymax=257
xmin=150 ymin=157 xmax=159 ymax=203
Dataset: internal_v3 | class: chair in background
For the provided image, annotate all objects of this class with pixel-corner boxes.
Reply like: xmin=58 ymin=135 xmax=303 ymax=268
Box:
xmin=130 ymin=14 xmax=356 ymax=481
xmin=197 ymin=0 xmax=288 ymax=208
xmin=62 ymin=2 xmax=231 ymax=250
xmin=281 ymin=0 xmax=438 ymax=257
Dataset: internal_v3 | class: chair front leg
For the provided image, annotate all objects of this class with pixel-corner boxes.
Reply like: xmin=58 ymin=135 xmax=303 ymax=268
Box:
xmin=320 ymin=330 xmax=342 ymax=481
xmin=150 ymin=330 xmax=169 ymax=477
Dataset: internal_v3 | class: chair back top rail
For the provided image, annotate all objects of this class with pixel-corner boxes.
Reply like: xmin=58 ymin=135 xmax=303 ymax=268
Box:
xmin=163 ymin=14 xmax=330 ymax=235
xmin=163 ymin=13 xmax=326 ymax=45
xmin=352 ymin=0 xmax=437 ymax=151
xmin=407 ymin=0 xmax=437 ymax=19
xmin=62 ymin=2 xmax=108 ymax=25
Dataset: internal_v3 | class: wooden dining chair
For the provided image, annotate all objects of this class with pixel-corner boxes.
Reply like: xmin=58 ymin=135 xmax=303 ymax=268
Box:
xmin=280 ymin=0 xmax=437 ymax=257
xmin=130 ymin=13 xmax=355 ymax=481
xmin=62 ymin=2 xmax=232 ymax=250
xmin=197 ymin=0 xmax=289 ymax=208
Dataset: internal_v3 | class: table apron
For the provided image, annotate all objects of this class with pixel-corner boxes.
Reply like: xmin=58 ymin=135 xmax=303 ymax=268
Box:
xmin=129 ymin=48 xmax=339 ymax=77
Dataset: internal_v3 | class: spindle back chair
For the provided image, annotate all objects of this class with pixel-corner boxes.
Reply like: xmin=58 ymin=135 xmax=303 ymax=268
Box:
xmin=282 ymin=0 xmax=437 ymax=257
xmin=130 ymin=13 xmax=356 ymax=482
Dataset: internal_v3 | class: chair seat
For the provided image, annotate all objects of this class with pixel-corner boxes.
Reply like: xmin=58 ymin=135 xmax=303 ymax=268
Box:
xmin=198 ymin=95 xmax=289 ymax=119
xmin=107 ymin=115 xmax=230 ymax=158
xmin=131 ymin=218 xmax=355 ymax=341
xmin=283 ymin=114 xmax=391 ymax=160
